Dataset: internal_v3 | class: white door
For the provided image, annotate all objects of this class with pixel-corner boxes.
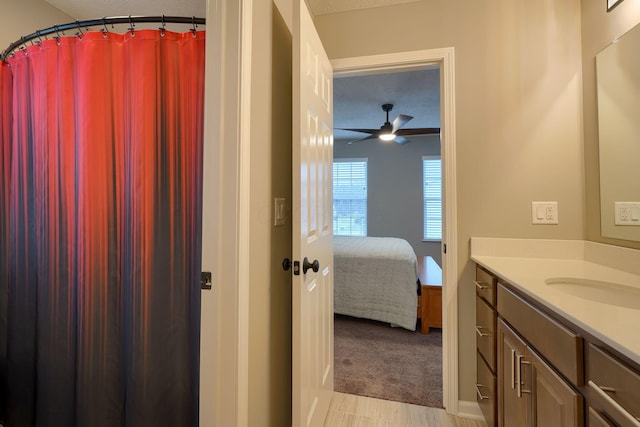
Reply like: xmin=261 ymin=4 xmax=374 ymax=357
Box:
xmin=292 ymin=0 xmax=334 ymax=426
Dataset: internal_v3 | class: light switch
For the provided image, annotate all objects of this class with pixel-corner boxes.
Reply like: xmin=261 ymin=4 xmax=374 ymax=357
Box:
xmin=274 ymin=198 xmax=286 ymax=226
xmin=614 ymin=202 xmax=640 ymax=226
xmin=532 ymin=202 xmax=558 ymax=224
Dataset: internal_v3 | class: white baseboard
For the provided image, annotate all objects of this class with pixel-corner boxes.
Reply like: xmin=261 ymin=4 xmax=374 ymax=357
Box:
xmin=456 ymin=400 xmax=485 ymax=421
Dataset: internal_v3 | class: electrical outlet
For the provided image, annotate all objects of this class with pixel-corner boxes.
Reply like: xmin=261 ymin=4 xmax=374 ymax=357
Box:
xmin=532 ymin=202 xmax=558 ymax=224
xmin=614 ymin=202 xmax=640 ymax=226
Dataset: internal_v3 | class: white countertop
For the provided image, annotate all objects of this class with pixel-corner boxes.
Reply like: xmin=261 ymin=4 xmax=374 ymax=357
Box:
xmin=470 ymin=238 xmax=640 ymax=365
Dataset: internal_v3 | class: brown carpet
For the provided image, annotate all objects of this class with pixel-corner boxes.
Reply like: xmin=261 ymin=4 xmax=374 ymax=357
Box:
xmin=334 ymin=314 xmax=443 ymax=408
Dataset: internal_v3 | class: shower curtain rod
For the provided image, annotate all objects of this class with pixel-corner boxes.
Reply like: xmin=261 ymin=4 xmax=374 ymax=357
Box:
xmin=1 ymin=15 xmax=206 ymax=61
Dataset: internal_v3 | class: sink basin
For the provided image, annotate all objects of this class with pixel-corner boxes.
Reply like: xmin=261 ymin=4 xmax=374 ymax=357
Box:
xmin=545 ymin=277 xmax=640 ymax=310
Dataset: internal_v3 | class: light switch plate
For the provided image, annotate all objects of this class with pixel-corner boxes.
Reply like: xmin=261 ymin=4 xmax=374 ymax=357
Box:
xmin=274 ymin=198 xmax=286 ymax=226
xmin=532 ymin=201 xmax=558 ymax=224
xmin=614 ymin=201 xmax=640 ymax=226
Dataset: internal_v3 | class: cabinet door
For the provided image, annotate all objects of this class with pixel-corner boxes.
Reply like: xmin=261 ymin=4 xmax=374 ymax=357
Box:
xmin=498 ymin=319 xmax=529 ymax=427
xmin=528 ymin=347 xmax=584 ymax=427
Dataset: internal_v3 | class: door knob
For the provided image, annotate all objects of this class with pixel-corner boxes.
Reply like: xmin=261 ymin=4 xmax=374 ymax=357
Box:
xmin=282 ymin=258 xmax=291 ymax=271
xmin=303 ymin=257 xmax=319 ymax=274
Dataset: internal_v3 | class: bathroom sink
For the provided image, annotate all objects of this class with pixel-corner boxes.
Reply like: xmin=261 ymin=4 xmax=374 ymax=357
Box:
xmin=545 ymin=277 xmax=640 ymax=310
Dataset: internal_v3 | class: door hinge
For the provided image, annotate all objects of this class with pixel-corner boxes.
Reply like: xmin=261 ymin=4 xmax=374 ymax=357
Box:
xmin=201 ymin=271 xmax=213 ymax=290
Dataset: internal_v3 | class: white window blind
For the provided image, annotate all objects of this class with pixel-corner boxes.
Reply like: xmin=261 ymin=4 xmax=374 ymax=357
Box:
xmin=423 ymin=156 xmax=442 ymax=241
xmin=333 ymin=159 xmax=367 ymax=236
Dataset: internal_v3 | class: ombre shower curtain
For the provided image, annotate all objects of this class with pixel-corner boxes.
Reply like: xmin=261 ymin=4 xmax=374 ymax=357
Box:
xmin=0 ymin=29 xmax=204 ymax=426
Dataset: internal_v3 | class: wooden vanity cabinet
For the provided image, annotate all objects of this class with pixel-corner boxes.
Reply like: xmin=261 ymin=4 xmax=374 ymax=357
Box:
xmin=473 ymin=261 xmax=640 ymax=427
xmin=475 ymin=265 xmax=498 ymax=426
xmin=497 ymin=319 xmax=584 ymax=427
xmin=588 ymin=407 xmax=616 ymax=427
xmin=497 ymin=283 xmax=584 ymax=427
xmin=497 ymin=319 xmax=528 ymax=426
xmin=527 ymin=340 xmax=584 ymax=426
xmin=587 ymin=344 xmax=640 ymax=427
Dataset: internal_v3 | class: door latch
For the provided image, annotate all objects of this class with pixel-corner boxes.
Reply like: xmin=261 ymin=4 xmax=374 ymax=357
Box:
xmin=201 ymin=271 xmax=212 ymax=290
xmin=282 ymin=258 xmax=301 ymax=276
xmin=293 ymin=261 xmax=300 ymax=276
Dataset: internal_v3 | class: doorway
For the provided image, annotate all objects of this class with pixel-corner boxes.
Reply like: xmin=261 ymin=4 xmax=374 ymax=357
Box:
xmin=332 ymin=66 xmax=443 ymax=407
xmin=331 ymin=48 xmax=458 ymax=412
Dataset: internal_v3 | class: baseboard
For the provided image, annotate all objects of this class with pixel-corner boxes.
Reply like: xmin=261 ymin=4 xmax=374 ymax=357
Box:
xmin=456 ymin=400 xmax=485 ymax=421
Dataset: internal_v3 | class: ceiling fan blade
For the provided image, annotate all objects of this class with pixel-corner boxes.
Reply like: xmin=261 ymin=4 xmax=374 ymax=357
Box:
xmin=394 ymin=136 xmax=411 ymax=144
xmin=395 ymin=127 xmax=441 ymax=136
xmin=334 ymin=128 xmax=380 ymax=135
xmin=347 ymin=134 xmax=378 ymax=144
xmin=392 ymin=114 xmax=413 ymax=133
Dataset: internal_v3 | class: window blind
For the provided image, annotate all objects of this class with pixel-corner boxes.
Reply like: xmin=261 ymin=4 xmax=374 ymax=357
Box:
xmin=333 ymin=159 xmax=367 ymax=236
xmin=423 ymin=156 xmax=442 ymax=241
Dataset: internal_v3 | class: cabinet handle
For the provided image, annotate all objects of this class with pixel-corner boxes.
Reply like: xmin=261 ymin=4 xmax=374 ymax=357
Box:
xmin=510 ymin=349 xmax=516 ymax=390
xmin=475 ymin=383 xmax=491 ymax=401
xmin=473 ymin=280 xmax=488 ymax=290
xmin=516 ymin=355 xmax=531 ymax=398
xmin=588 ymin=380 xmax=640 ymax=426
xmin=474 ymin=325 xmax=490 ymax=337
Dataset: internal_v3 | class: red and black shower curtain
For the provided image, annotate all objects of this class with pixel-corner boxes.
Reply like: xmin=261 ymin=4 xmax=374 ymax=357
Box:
xmin=0 ymin=29 xmax=204 ymax=426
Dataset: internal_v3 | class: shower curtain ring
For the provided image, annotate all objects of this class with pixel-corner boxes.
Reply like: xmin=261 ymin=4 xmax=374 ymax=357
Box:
xmin=102 ymin=17 xmax=109 ymax=38
xmin=54 ymin=25 xmax=62 ymax=45
xmin=191 ymin=16 xmax=198 ymax=37
xmin=159 ymin=15 xmax=166 ymax=37
xmin=128 ymin=16 xmax=136 ymax=37
xmin=75 ymin=21 xmax=83 ymax=39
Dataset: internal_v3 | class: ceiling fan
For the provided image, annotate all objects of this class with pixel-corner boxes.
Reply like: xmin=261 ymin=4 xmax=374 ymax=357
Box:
xmin=336 ymin=103 xmax=440 ymax=144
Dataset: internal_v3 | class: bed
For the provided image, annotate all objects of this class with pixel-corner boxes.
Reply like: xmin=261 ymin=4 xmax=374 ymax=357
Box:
xmin=333 ymin=236 xmax=420 ymax=331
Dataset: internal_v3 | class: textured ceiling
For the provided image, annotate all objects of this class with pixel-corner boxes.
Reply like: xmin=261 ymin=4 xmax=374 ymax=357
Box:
xmin=334 ymin=68 xmax=440 ymax=142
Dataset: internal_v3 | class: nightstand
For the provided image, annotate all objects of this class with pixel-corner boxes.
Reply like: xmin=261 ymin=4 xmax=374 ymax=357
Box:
xmin=417 ymin=256 xmax=442 ymax=334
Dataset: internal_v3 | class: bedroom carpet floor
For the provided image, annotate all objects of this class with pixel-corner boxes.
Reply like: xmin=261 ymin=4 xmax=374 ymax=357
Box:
xmin=334 ymin=314 xmax=443 ymax=408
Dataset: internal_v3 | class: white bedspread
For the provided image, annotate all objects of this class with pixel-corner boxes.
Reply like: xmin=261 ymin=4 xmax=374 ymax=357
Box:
xmin=333 ymin=236 xmax=419 ymax=331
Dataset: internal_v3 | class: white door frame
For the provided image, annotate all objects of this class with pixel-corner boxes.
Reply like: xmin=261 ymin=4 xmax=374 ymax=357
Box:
xmin=331 ymin=48 xmax=459 ymax=414
xmin=200 ymin=0 xmax=252 ymax=425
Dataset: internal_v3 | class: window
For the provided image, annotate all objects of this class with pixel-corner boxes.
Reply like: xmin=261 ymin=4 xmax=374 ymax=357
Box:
xmin=423 ymin=156 xmax=442 ymax=241
xmin=333 ymin=159 xmax=367 ymax=236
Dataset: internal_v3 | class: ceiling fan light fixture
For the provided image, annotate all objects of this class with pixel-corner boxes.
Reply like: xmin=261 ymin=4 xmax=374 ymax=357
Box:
xmin=336 ymin=103 xmax=440 ymax=145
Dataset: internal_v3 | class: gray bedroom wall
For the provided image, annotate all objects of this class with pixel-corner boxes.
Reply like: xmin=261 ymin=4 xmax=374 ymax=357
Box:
xmin=333 ymin=134 xmax=442 ymax=266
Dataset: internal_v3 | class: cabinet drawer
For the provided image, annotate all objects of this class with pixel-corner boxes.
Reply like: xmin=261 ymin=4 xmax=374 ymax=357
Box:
xmin=475 ymin=265 xmax=497 ymax=307
xmin=587 ymin=344 xmax=640 ymax=427
xmin=476 ymin=352 xmax=496 ymax=427
xmin=497 ymin=283 xmax=583 ymax=386
xmin=588 ymin=407 xmax=615 ymax=427
xmin=476 ymin=296 xmax=496 ymax=372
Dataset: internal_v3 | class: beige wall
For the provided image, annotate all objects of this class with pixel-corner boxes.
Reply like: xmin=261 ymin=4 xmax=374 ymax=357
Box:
xmin=581 ymin=0 xmax=640 ymax=249
xmin=315 ymin=0 xmax=585 ymax=402
xmin=247 ymin=1 xmax=294 ymax=426
xmin=0 ymin=0 xmax=72 ymax=57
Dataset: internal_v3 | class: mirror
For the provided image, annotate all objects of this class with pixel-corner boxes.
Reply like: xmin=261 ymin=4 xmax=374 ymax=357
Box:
xmin=597 ymin=21 xmax=640 ymax=242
